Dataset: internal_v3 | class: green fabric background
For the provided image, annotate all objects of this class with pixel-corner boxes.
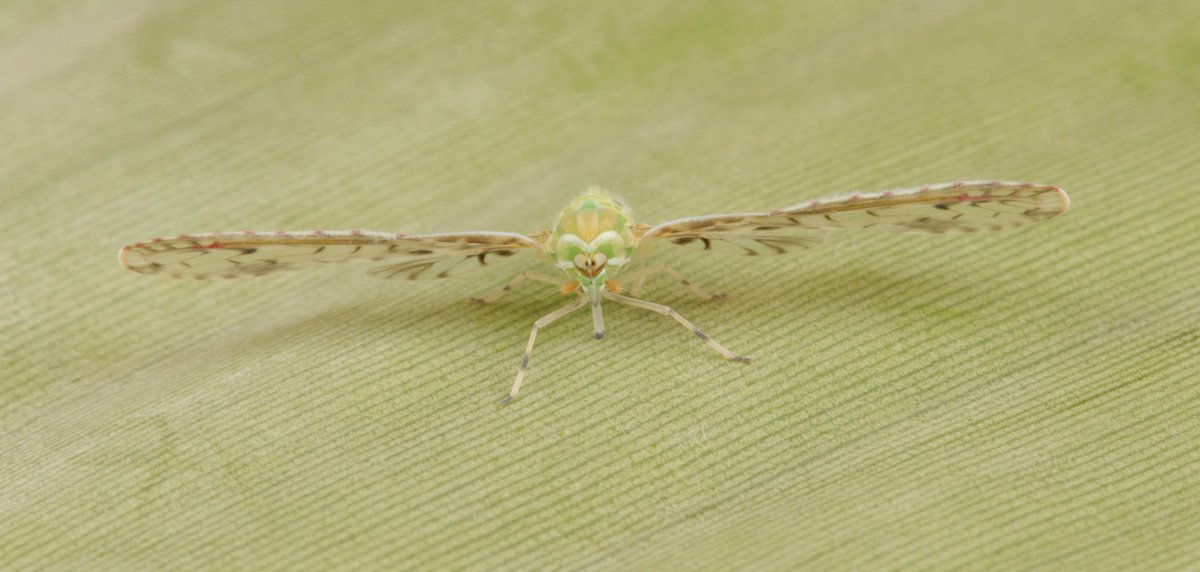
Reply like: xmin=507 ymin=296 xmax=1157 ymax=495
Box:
xmin=2 ymin=1 xmax=1198 ymax=570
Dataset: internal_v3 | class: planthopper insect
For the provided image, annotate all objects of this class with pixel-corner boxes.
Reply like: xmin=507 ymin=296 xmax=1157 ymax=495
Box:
xmin=120 ymin=181 xmax=1069 ymax=405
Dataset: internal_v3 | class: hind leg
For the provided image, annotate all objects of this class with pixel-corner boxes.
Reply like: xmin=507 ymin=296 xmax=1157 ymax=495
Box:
xmin=469 ymin=270 xmax=562 ymax=304
xmin=626 ymin=264 xmax=727 ymax=301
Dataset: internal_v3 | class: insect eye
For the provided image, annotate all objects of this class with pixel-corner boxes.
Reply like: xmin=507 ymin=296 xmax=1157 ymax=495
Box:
xmin=573 ymin=253 xmax=587 ymax=269
xmin=593 ymin=252 xmax=607 ymax=267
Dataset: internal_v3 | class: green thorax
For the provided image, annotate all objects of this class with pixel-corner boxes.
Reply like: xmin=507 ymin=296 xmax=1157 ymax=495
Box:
xmin=547 ymin=187 xmax=637 ymax=286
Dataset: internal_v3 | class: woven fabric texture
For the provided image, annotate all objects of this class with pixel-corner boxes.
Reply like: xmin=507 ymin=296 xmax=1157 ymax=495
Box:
xmin=2 ymin=1 xmax=1198 ymax=570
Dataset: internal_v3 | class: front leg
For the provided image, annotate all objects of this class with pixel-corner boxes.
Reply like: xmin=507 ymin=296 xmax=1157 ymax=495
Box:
xmin=500 ymin=296 xmax=589 ymax=406
xmin=469 ymin=270 xmax=563 ymax=304
xmin=603 ymin=291 xmax=751 ymax=362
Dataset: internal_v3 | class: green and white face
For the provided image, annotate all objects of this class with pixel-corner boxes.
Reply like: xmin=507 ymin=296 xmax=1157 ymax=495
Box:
xmin=546 ymin=188 xmax=638 ymax=293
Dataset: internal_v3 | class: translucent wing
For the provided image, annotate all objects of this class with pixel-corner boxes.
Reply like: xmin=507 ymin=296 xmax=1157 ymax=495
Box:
xmin=119 ymin=230 xmax=546 ymax=280
xmin=639 ymin=181 xmax=1069 ymax=256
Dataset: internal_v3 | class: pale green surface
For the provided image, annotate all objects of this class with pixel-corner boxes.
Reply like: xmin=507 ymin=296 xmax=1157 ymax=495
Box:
xmin=2 ymin=1 xmax=1199 ymax=570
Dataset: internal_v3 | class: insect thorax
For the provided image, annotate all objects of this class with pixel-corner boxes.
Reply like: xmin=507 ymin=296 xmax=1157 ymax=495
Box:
xmin=547 ymin=188 xmax=637 ymax=283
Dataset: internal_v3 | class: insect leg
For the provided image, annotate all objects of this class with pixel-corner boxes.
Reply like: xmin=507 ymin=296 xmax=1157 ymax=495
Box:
xmin=500 ymin=296 xmax=589 ymax=406
xmin=602 ymin=291 xmax=751 ymax=363
xmin=590 ymin=290 xmax=605 ymax=340
xmin=470 ymin=270 xmax=562 ymax=304
xmin=628 ymin=271 xmax=653 ymax=297
xmin=622 ymin=264 xmax=668 ymax=296
xmin=625 ymin=264 xmax=727 ymax=301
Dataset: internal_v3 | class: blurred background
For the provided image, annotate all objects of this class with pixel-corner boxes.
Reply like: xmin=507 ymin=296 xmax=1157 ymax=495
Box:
xmin=2 ymin=1 xmax=1197 ymax=569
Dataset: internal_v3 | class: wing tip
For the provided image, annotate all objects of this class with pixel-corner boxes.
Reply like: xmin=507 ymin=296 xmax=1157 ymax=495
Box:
xmin=117 ymin=243 xmax=139 ymax=272
xmin=118 ymin=242 xmax=165 ymax=276
xmin=1048 ymin=185 xmax=1071 ymax=216
xmin=1017 ymin=182 xmax=1070 ymax=220
xmin=994 ymin=180 xmax=1071 ymax=220
xmin=953 ymin=180 xmax=1071 ymax=219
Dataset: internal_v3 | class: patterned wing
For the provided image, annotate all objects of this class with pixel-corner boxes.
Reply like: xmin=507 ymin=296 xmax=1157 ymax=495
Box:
xmin=639 ymin=181 xmax=1069 ymax=256
xmin=119 ymin=230 xmax=546 ymax=280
